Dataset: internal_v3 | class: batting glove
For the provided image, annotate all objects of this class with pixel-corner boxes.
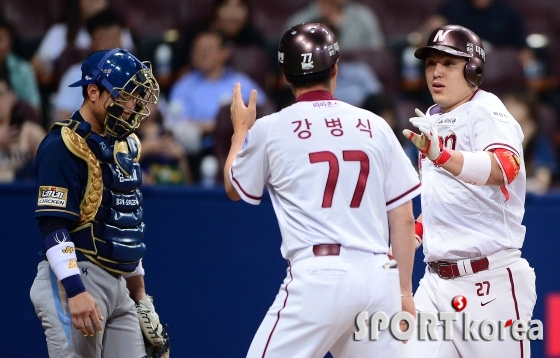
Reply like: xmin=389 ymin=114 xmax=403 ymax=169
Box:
xmin=403 ymin=108 xmax=451 ymax=166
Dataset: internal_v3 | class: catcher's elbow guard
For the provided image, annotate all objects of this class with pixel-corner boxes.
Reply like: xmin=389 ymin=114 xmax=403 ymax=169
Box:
xmin=415 ymin=220 xmax=423 ymax=249
xmin=455 ymin=151 xmax=492 ymax=185
xmin=493 ymin=148 xmax=521 ymax=184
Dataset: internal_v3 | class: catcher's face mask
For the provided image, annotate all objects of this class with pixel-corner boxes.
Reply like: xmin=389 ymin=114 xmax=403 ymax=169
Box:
xmin=70 ymin=48 xmax=160 ymax=139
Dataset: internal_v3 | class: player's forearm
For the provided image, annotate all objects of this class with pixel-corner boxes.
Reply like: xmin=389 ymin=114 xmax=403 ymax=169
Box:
xmin=223 ymin=131 xmax=247 ymax=200
xmin=388 ymin=201 xmax=415 ymax=294
xmin=441 ymin=150 xmax=505 ymax=186
xmin=39 ymin=217 xmax=87 ymax=298
xmin=126 ymin=274 xmax=147 ymax=303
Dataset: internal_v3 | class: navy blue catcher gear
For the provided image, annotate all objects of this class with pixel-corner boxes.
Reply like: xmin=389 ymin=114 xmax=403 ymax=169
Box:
xmin=70 ymin=48 xmax=160 ymax=138
xmin=278 ymin=23 xmax=340 ymax=76
xmin=414 ymin=24 xmax=485 ymax=87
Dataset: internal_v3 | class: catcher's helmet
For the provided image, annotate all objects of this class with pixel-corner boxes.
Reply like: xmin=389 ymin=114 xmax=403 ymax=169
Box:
xmin=414 ymin=24 xmax=485 ymax=86
xmin=70 ymin=48 xmax=159 ymax=138
xmin=278 ymin=23 xmax=340 ymax=76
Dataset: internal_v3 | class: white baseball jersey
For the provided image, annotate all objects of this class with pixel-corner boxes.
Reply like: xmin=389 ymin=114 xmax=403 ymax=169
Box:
xmin=420 ymin=90 xmax=526 ymax=262
xmin=230 ymin=91 xmax=421 ymax=259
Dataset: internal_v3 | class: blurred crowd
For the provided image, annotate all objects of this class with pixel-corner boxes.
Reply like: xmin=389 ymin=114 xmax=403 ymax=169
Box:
xmin=2 ymin=0 xmax=560 ymax=194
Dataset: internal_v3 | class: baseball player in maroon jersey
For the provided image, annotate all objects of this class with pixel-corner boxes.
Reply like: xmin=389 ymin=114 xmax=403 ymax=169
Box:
xmin=224 ymin=23 xmax=421 ymax=357
xmin=402 ymin=25 xmax=537 ymax=357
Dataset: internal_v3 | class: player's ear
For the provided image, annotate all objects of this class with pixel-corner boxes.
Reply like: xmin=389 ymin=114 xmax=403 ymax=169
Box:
xmin=282 ymin=72 xmax=291 ymax=86
xmin=86 ymin=84 xmax=100 ymax=102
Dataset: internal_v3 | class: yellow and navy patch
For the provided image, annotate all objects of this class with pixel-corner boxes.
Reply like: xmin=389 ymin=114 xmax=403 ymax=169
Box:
xmin=37 ymin=186 xmax=69 ymax=208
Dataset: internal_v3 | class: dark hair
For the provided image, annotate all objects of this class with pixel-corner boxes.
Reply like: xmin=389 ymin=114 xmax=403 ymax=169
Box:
xmin=191 ymin=29 xmax=231 ymax=51
xmin=211 ymin=0 xmax=252 ymax=21
xmin=64 ymin=0 xmax=83 ymax=45
xmin=85 ymin=9 xmax=124 ymax=36
xmin=284 ymin=67 xmax=333 ymax=89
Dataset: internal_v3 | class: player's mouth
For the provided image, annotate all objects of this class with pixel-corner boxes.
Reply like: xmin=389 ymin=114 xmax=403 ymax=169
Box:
xmin=431 ymin=81 xmax=445 ymax=94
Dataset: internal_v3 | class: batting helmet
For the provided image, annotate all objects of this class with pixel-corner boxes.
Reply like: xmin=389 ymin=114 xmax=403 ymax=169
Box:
xmin=278 ymin=23 xmax=340 ymax=76
xmin=70 ymin=48 xmax=159 ymax=138
xmin=414 ymin=24 xmax=485 ymax=86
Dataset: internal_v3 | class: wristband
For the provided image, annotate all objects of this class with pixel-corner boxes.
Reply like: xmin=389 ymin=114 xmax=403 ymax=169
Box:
xmin=46 ymin=241 xmax=81 ymax=281
xmin=61 ymin=274 xmax=86 ymax=298
xmin=401 ymin=293 xmax=413 ymax=297
xmin=414 ymin=220 xmax=423 ymax=249
xmin=455 ymin=151 xmax=492 ymax=185
xmin=432 ymin=147 xmax=452 ymax=166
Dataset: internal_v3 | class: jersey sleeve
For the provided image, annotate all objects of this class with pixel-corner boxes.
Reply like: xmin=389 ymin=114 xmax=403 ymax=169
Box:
xmin=383 ymin=127 xmax=421 ymax=211
xmin=229 ymin=120 xmax=270 ymax=205
xmin=471 ymin=102 xmax=523 ymax=156
xmin=34 ymin=132 xmax=87 ymax=221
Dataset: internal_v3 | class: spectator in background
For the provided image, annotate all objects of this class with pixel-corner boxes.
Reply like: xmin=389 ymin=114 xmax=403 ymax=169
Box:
xmin=363 ymin=93 xmax=418 ymax=168
xmin=168 ymin=29 xmax=266 ymax=183
xmin=31 ymin=0 xmax=135 ymax=88
xmin=501 ymin=88 xmax=557 ymax=194
xmin=52 ymin=8 xmax=124 ymax=124
xmin=174 ymin=0 xmax=269 ymax=77
xmin=0 ymin=76 xmax=45 ymax=182
xmin=137 ymin=103 xmax=192 ymax=186
xmin=284 ymin=0 xmax=385 ymax=50
xmin=0 ymin=17 xmax=41 ymax=113
xmin=316 ymin=18 xmax=384 ymax=107
xmin=334 ymin=60 xmax=383 ymax=107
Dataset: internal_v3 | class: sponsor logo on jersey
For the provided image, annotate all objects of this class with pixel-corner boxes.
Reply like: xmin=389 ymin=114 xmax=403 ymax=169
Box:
xmin=492 ymin=111 xmax=510 ymax=122
xmin=37 ymin=186 xmax=69 ymax=207
xmin=480 ymin=298 xmax=496 ymax=306
xmin=437 ymin=117 xmax=457 ymax=125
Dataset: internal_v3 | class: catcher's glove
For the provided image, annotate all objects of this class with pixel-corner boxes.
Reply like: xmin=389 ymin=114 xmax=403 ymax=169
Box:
xmin=136 ymin=295 xmax=170 ymax=358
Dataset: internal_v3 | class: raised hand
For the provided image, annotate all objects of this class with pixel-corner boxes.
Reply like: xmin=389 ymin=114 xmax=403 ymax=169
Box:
xmin=230 ymin=82 xmax=258 ymax=133
xmin=403 ymin=108 xmax=451 ymax=166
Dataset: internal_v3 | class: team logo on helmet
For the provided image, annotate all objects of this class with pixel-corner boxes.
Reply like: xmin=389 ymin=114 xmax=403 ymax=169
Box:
xmin=278 ymin=51 xmax=284 ymax=64
xmin=433 ymin=29 xmax=452 ymax=42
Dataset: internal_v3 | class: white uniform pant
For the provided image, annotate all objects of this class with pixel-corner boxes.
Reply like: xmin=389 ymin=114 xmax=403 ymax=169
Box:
xmin=403 ymin=249 xmax=537 ymax=358
xmin=247 ymin=246 xmax=404 ymax=358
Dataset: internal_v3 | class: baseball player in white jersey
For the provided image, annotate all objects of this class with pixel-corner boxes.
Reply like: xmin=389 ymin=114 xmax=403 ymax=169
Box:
xmin=401 ymin=25 xmax=537 ymax=357
xmin=224 ymin=23 xmax=421 ymax=357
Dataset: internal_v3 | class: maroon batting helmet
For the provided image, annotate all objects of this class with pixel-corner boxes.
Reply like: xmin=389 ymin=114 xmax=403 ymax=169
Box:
xmin=414 ymin=24 xmax=485 ymax=86
xmin=278 ymin=23 xmax=340 ymax=76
